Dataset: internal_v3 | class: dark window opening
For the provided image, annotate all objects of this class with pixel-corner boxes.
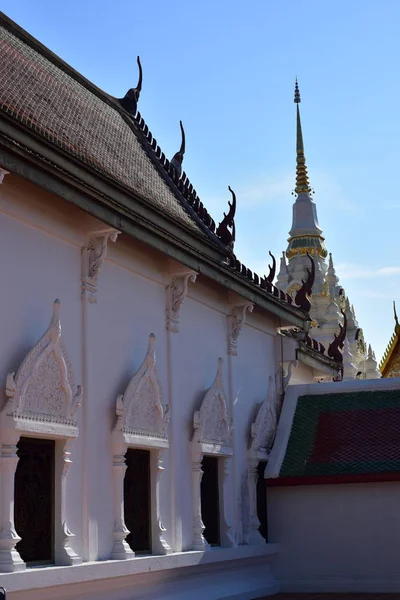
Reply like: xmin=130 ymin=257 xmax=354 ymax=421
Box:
xmin=15 ymin=437 xmax=55 ymax=564
xmin=124 ymin=448 xmax=151 ymax=553
xmin=201 ymin=455 xmax=220 ymax=546
xmin=256 ymin=461 xmax=268 ymax=542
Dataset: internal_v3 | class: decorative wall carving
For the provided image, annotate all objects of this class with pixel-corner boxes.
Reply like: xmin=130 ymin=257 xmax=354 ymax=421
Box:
xmin=111 ymin=334 xmax=171 ymax=559
xmin=166 ymin=270 xmax=197 ymax=332
xmin=81 ymin=229 xmax=120 ymax=303
xmin=193 ymin=359 xmax=232 ymax=450
xmin=4 ymin=300 xmax=82 ymax=431
xmin=0 ymin=167 xmax=10 ymax=184
xmin=115 ymin=335 xmax=169 ymax=445
xmin=191 ymin=358 xmax=235 ymax=551
xmin=0 ymin=299 xmax=82 ymax=572
xmin=249 ymin=376 xmax=278 ymax=457
xmin=227 ymin=303 xmax=254 ymax=356
xmin=245 ymin=376 xmax=279 ymax=545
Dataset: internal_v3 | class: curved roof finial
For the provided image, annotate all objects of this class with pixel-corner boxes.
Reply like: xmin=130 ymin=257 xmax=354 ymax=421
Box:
xmin=294 ymin=78 xmax=311 ymax=195
xmin=294 ymin=253 xmax=315 ymax=313
xmin=328 ymin=310 xmax=348 ymax=364
xmin=170 ymin=120 xmax=186 ymax=176
xmin=216 ymin=186 xmax=236 ymax=248
xmin=118 ymin=56 xmax=143 ymax=117
xmin=394 ymin=301 xmax=400 ymax=335
xmin=266 ymin=251 xmax=276 ymax=283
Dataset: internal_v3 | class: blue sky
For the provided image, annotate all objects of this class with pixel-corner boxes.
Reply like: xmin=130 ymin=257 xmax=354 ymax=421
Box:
xmin=2 ymin=0 xmax=399 ymax=361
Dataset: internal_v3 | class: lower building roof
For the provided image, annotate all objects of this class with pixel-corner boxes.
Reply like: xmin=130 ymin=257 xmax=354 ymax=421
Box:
xmin=266 ymin=388 xmax=400 ymax=486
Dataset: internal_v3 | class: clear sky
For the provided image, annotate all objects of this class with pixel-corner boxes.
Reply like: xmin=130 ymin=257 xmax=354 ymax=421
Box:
xmin=2 ymin=0 xmax=399 ymax=361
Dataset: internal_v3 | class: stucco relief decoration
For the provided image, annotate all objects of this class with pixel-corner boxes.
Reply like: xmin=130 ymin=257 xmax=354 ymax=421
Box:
xmin=166 ymin=270 xmax=197 ymax=332
xmin=115 ymin=334 xmax=169 ymax=443
xmin=227 ymin=302 xmax=254 ymax=356
xmin=81 ymin=229 xmax=120 ymax=303
xmin=0 ymin=167 xmax=10 ymax=184
xmin=244 ymin=376 xmax=279 ymax=545
xmin=111 ymin=334 xmax=171 ymax=559
xmin=191 ymin=359 xmax=235 ymax=551
xmin=193 ymin=358 xmax=232 ymax=449
xmin=249 ymin=376 xmax=279 ymax=457
xmin=4 ymin=299 xmax=82 ymax=429
xmin=0 ymin=299 xmax=82 ymax=572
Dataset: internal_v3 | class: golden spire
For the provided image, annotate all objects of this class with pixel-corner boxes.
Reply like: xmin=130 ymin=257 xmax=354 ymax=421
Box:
xmin=294 ymin=79 xmax=311 ymax=194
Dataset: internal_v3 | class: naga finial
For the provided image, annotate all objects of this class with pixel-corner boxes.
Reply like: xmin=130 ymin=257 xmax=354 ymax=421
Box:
xmin=170 ymin=120 xmax=186 ymax=177
xmin=294 ymin=254 xmax=315 ymax=312
xmin=327 ymin=310 xmax=347 ymax=364
xmin=266 ymin=251 xmax=276 ymax=283
xmin=216 ymin=186 xmax=236 ymax=248
xmin=118 ymin=56 xmax=143 ymax=116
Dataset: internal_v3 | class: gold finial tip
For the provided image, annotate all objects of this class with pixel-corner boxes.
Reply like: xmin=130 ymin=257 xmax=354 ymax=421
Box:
xmin=294 ymin=79 xmax=301 ymax=104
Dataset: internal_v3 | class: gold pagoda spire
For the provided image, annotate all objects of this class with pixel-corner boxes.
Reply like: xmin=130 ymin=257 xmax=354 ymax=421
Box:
xmin=294 ymin=79 xmax=311 ymax=194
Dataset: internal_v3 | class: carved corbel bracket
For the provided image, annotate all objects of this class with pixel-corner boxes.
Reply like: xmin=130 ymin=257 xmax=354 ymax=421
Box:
xmin=166 ymin=270 xmax=197 ymax=332
xmin=81 ymin=229 xmax=120 ymax=303
xmin=0 ymin=168 xmax=10 ymax=184
xmin=227 ymin=302 xmax=254 ymax=356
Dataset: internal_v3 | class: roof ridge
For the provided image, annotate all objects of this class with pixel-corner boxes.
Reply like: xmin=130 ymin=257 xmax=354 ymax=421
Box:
xmin=129 ymin=109 xmax=227 ymax=247
xmin=0 ymin=12 xmax=235 ymax=251
xmin=0 ymin=11 xmax=343 ymax=334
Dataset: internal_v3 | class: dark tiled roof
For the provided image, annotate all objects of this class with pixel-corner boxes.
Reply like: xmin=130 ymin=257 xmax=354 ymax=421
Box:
xmin=0 ymin=14 xmax=330 ymax=329
xmin=0 ymin=24 xmax=203 ymax=234
xmin=270 ymin=389 xmax=400 ymax=485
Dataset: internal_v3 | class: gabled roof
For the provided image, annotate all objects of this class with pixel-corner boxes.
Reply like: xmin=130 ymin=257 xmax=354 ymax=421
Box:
xmin=266 ymin=389 xmax=400 ymax=486
xmin=0 ymin=18 xmax=208 ymax=237
xmin=0 ymin=12 xmax=339 ymax=336
xmin=380 ymin=304 xmax=400 ymax=377
xmin=380 ymin=333 xmax=400 ymax=377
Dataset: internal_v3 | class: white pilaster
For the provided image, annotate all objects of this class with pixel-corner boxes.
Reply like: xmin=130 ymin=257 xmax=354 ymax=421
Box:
xmin=151 ymin=451 xmax=172 ymax=555
xmin=0 ymin=434 xmax=25 ymax=573
xmin=110 ymin=442 xmax=133 ymax=560
xmin=55 ymin=440 xmax=82 ymax=565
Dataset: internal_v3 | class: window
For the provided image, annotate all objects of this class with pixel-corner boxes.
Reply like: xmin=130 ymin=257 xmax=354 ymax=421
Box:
xmin=200 ymin=456 xmax=220 ymax=546
xmin=14 ymin=437 xmax=55 ymax=565
xmin=124 ymin=448 xmax=151 ymax=553
xmin=256 ymin=461 xmax=268 ymax=542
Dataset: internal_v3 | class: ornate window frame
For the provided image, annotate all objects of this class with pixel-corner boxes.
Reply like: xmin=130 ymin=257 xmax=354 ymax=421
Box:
xmin=244 ymin=376 xmax=278 ymax=545
xmin=111 ymin=334 xmax=171 ymax=559
xmin=0 ymin=300 xmax=82 ymax=572
xmin=191 ymin=358 xmax=236 ymax=550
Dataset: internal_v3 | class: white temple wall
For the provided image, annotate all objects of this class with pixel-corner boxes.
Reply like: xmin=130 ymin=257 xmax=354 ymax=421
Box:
xmin=0 ymin=175 xmax=319 ymax=597
xmin=268 ymin=482 xmax=400 ymax=592
xmin=0 ymin=182 xmax=84 ymax=560
xmin=169 ymin=286 xmax=229 ymax=551
xmin=230 ymin=318 xmax=275 ymax=542
xmin=82 ymin=251 xmax=171 ymax=559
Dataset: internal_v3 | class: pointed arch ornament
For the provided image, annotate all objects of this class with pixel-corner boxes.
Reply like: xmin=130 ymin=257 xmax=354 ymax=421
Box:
xmin=191 ymin=358 xmax=236 ymax=551
xmin=243 ymin=376 xmax=279 ymax=545
xmin=0 ymin=300 xmax=82 ymax=572
xmin=111 ymin=334 xmax=171 ymax=559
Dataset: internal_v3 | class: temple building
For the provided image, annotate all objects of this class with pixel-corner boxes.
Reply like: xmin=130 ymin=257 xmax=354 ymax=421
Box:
xmin=275 ymin=81 xmax=381 ymax=381
xmin=379 ymin=302 xmax=400 ymax=377
xmin=0 ymin=11 xmax=346 ymax=600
